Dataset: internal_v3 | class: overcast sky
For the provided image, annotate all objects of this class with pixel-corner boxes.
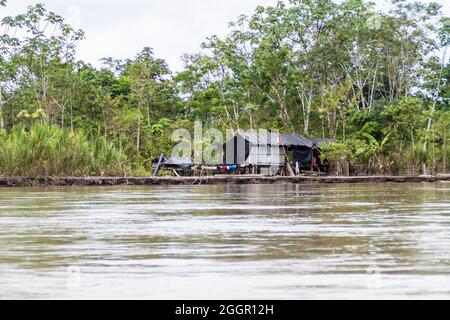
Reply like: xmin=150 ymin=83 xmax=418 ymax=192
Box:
xmin=1 ymin=0 xmax=449 ymax=71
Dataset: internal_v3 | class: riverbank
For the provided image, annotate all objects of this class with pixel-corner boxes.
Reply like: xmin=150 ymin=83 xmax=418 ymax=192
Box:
xmin=1 ymin=175 xmax=450 ymax=187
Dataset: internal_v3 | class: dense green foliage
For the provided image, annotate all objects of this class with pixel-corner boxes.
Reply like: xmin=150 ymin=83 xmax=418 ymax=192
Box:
xmin=0 ymin=0 xmax=449 ymax=176
xmin=0 ymin=122 xmax=127 ymax=176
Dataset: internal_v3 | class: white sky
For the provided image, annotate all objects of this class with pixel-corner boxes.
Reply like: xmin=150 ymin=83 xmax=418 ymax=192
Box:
xmin=1 ymin=0 xmax=449 ymax=71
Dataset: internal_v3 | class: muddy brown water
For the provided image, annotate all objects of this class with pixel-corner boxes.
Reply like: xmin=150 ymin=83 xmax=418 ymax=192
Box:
xmin=0 ymin=183 xmax=449 ymax=299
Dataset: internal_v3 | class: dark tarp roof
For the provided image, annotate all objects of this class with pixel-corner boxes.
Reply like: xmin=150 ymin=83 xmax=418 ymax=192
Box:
xmin=227 ymin=131 xmax=331 ymax=148
xmin=281 ymin=134 xmax=313 ymax=148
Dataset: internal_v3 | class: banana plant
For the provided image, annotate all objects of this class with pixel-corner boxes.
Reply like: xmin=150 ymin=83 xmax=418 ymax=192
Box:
xmin=361 ymin=132 xmax=393 ymax=175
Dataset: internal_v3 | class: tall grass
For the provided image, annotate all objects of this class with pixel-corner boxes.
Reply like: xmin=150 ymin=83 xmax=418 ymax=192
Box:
xmin=0 ymin=123 xmax=129 ymax=177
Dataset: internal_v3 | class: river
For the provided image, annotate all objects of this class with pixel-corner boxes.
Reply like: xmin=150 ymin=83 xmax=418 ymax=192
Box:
xmin=0 ymin=183 xmax=449 ymax=299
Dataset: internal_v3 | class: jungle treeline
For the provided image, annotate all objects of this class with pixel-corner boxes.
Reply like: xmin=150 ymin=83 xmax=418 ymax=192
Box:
xmin=0 ymin=0 xmax=449 ymax=176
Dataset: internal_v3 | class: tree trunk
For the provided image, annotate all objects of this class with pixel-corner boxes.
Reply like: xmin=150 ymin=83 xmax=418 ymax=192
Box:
xmin=102 ymin=107 xmax=107 ymax=139
xmin=70 ymin=89 xmax=74 ymax=132
xmin=327 ymin=110 xmax=336 ymax=139
xmin=137 ymin=104 xmax=141 ymax=153
xmin=61 ymin=105 xmax=65 ymax=128
xmin=147 ymin=100 xmax=151 ymax=127
xmin=369 ymin=63 xmax=378 ymax=112
xmin=423 ymin=46 xmax=447 ymax=174
xmin=300 ymin=87 xmax=313 ymax=136
xmin=0 ymin=85 xmax=4 ymax=130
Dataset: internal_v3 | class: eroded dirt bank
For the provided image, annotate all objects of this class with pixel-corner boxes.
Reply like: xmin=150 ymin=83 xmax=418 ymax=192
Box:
xmin=1 ymin=175 xmax=449 ymax=187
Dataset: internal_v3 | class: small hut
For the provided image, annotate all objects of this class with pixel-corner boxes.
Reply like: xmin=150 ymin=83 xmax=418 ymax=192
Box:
xmin=222 ymin=131 xmax=332 ymax=174
xmin=223 ymin=131 xmax=285 ymax=173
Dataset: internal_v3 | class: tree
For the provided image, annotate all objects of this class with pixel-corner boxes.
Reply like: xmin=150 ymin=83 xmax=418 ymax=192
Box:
xmin=127 ymin=47 xmax=173 ymax=154
xmin=361 ymin=132 xmax=393 ymax=175
xmin=423 ymin=17 xmax=449 ymax=173
xmin=1 ymin=4 xmax=84 ymax=125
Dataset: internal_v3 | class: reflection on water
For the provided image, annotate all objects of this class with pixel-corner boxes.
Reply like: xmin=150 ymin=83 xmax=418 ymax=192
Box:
xmin=0 ymin=183 xmax=449 ymax=299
